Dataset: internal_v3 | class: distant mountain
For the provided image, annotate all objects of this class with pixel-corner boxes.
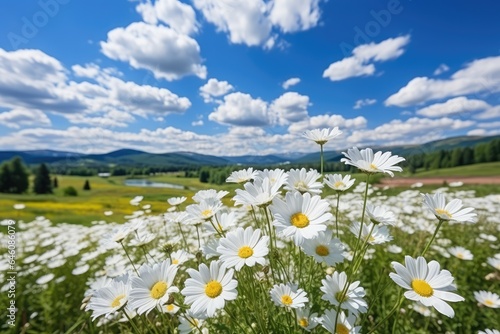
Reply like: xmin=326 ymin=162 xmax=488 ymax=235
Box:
xmin=1 ymin=135 xmax=499 ymax=168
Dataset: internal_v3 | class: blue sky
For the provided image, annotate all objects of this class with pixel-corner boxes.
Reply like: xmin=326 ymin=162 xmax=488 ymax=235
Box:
xmin=0 ymin=0 xmax=499 ymax=156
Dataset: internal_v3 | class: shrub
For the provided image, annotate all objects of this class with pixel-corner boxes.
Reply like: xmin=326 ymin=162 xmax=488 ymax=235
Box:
xmin=63 ymin=186 xmax=78 ymax=196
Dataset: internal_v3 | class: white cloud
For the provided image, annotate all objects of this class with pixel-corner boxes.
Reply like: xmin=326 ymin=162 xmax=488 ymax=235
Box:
xmin=136 ymin=0 xmax=199 ymax=35
xmin=0 ymin=108 xmax=51 ymax=129
xmin=270 ymin=92 xmax=310 ymax=124
xmin=100 ymin=22 xmax=207 ymax=81
xmin=415 ymin=96 xmax=490 ymax=117
xmin=348 ymin=117 xmax=475 ymax=146
xmin=192 ymin=120 xmax=204 ymax=126
xmin=208 ymin=92 xmax=270 ymax=126
xmin=282 ymin=77 xmax=301 ymax=89
xmin=288 ymin=114 xmax=367 ymax=133
xmin=199 ymin=78 xmax=234 ymax=103
xmin=475 ymin=105 xmax=500 ymax=120
xmin=323 ymin=35 xmax=410 ymax=81
xmin=269 ymin=0 xmax=321 ymax=33
xmin=353 ymin=98 xmax=376 ymax=109
xmin=433 ymin=63 xmax=450 ymax=75
xmin=385 ymin=56 xmax=500 ymax=107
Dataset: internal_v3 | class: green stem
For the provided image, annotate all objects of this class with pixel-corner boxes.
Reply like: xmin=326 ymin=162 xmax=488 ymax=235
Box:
xmin=120 ymin=242 xmax=139 ymax=276
xmin=335 ymin=192 xmax=341 ymax=238
xmin=195 ymin=224 xmax=201 ymax=250
xmin=421 ymin=219 xmax=445 ymax=257
xmin=320 ymin=144 xmax=324 ymax=177
xmin=177 ymin=222 xmax=188 ymax=249
xmin=122 ymin=309 xmax=143 ymax=334
xmin=350 ymin=174 xmax=371 ymax=271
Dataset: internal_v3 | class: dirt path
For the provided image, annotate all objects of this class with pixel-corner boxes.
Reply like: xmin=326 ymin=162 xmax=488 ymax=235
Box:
xmin=378 ymin=176 xmax=500 ymax=187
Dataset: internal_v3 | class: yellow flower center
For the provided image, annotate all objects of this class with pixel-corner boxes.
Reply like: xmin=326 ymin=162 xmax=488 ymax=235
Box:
xmin=295 ymin=181 xmax=308 ymax=191
xmin=298 ymin=318 xmax=309 ymax=328
xmin=150 ymin=281 xmax=168 ymax=299
xmin=335 ymin=291 xmax=348 ymax=303
xmin=238 ymin=246 xmax=254 ymax=258
xmin=281 ymin=294 xmax=293 ymax=306
xmin=205 ymin=280 xmax=223 ymax=298
xmin=166 ymin=304 xmax=175 ymax=312
xmin=411 ymin=279 xmax=433 ymax=297
xmin=111 ymin=294 xmax=125 ymax=308
xmin=291 ymin=213 xmax=310 ymax=228
xmin=368 ymin=236 xmax=376 ymax=243
xmin=456 ymin=253 xmax=464 ymax=259
xmin=334 ymin=181 xmax=345 ymax=188
xmin=336 ymin=323 xmax=349 ymax=334
xmin=369 ymin=163 xmax=378 ymax=170
xmin=435 ymin=208 xmax=452 ymax=219
xmin=484 ymin=299 xmax=494 ymax=307
xmin=201 ymin=209 xmax=213 ymax=218
xmin=315 ymin=245 xmax=330 ymax=256
xmin=173 ymin=259 xmax=179 ymax=264
xmin=315 ymin=140 xmax=327 ymax=145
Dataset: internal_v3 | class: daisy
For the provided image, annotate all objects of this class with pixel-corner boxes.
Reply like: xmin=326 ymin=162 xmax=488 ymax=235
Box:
xmin=349 ymin=222 xmax=393 ymax=245
xmin=233 ymin=177 xmax=282 ymax=208
xmin=87 ymin=279 xmax=130 ymax=320
xmin=181 ymin=260 xmax=238 ymax=317
xmin=170 ymin=250 xmax=194 ymax=265
xmin=204 ymin=211 xmax=237 ymax=235
xmin=186 ymin=199 xmax=223 ymax=223
xmin=101 ymin=225 xmax=132 ymax=249
xmin=323 ymin=174 xmax=355 ymax=192
xmin=487 ymin=257 xmax=500 ymax=270
xmin=226 ymin=168 xmax=258 ymax=184
xmin=270 ymin=283 xmax=309 ymax=309
xmin=366 ymin=204 xmax=396 ymax=226
xmin=255 ymin=168 xmax=288 ymax=188
xmin=168 ymin=196 xmax=187 ymax=206
xmin=296 ymin=307 xmax=320 ymax=331
xmin=159 ymin=303 xmax=180 ymax=314
xmin=478 ymin=330 xmax=500 ymax=334
xmin=270 ymin=191 xmax=331 ymax=245
xmin=302 ymin=230 xmax=345 ymax=266
xmin=422 ymin=192 xmax=477 ymax=223
xmin=130 ymin=196 xmax=143 ymax=206
xmin=474 ymin=290 xmax=500 ymax=308
xmin=284 ymin=168 xmax=323 ymax=195
xmin=129 ymin=260 xmax=179 ymax=315
xmin=193 ymin=189 xmax=229 ymax=203
xmin=217 ymin=226 xmax=269 ymax=271
xmin=389 ymin=256 xmax=464 ymax=318
xmin=178 ymin=310 xmax=206 ymax=334
xmin=341 ymin=147 xmax=405 ymax=177
xmin=321 ymin=271 xmax=368 ymax=315
xmin=448 ymin=246 xmax=473 ymax=260
xmin=129 ymin=230 xmax=155 ymax=247
xmin=321 ymin=309 xmax=360 ymax=334
xmin=301 ymin=127 xmax=342 ymax=145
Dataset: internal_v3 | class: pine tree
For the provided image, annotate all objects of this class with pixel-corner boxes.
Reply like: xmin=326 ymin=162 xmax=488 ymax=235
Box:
xmin=0 ymin=163 xmax=12 ymax=193
xmin=53 ymin=177 xmax=58 ymax=188
xmin=8 ymin=157 xmax=29 ymax=194
xmin=34 ymin=163 xmax=53 ymax=194
xmin=83 ymin=179 xmax=91 ymax=190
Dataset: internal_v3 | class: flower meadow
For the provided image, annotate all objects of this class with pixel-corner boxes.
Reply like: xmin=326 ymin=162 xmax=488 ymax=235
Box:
xmin=1 ymin=128 xmax=500 ymax=334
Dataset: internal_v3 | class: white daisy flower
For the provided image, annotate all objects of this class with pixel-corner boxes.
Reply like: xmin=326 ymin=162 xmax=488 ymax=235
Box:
xmin=129 ymin=229 xmax=155 ymax=247
xmin=389 ymin=256 xmax=464 ymax=318
xmin=302 ymin=230 xmax=344 ymax=266
xmin=284 ymin=168 xmax=323 ymax=195
xmin=296 ymin=307 xmax=320 ymax=331
xmin=202 ymin=238 xmax=221 ymax=259
xmin=204 ymin=211 xmax=237 ymax=235
xmin=170 ymin=250 xmax=193 ymax=265
xmin=341 ymin=147 xmax=405 ymax=177
xmin=323 ymin=174 xmax=355 ymax=192
xmin=474 ymin=290 xmax=500 ymax=308
xmin=255 ymin=168 xmax=288 ymax=188
xmin=193 ymin=189 xmax=229 ymax=203
xmin=226 ymin=168 xmax=258 ymax=184
xmin=320 ymin=309 xmax=360 ymax=334
xmin=181 ymin=260 xmax=238 ymax=317
xmin=13 ymin=203 xmax=25 ymax=210
xmin=217 ymin=226 xmax=269 ymax=271
xmin=478 ymin=330 xmax=500 ymax=334
xmin=487 ymin=257 xmax=500 ymax=270
xmin=87 ymin=279 xmax=130 ymax=320
xmin=349 ymin=222 xmax=393 ymax=245
xmin=270 ymin=283 xmax=308 ymax=309
xmin=168 ymin=196 xmax=187 ymax=206
xmin=321 ymin=271 xmax=368 ymax=315
xmin=159 ymin=303 xmax=180 ymax=314
xmin=129 ymin=260 xmax=179 ymax=315
xmin=186 ymin=199 xmax=223 ymax=223
xmin=366 ymin=204 xmax=396 ymax=226
xmin=270 ymin=191 xmax=331 ymax=245
xmin=422 ymin=192 xmax=477 ymax=223
xmin=301 ymin=127 xmax=342 ymax=145
xmin=448 ymin=246 xmax=473 ymax=260
xmin=233 ymin=177 xmax=282 ymax=208
xmin=178 ymin=310 xmax=206 ymax=334
xmin=101 ymin=225 xmax=132 ymax=249
xmin=130 ymin=196 xmax=144 ymax=206
xmin=410 ymin=302 xmax=433 ymax=317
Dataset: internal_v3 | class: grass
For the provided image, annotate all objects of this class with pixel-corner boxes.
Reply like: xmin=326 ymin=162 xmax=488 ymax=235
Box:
xmin=413 ymin=161 xmax=500 ymax=177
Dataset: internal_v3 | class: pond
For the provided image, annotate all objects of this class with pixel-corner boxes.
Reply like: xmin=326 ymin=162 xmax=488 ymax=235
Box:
xmin=124 ymin=179 xmax=185 ymax=189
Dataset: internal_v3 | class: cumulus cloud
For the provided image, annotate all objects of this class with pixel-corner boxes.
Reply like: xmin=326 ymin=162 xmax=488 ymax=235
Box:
xmin=433 ymin=63 xmax=450 ymax=75
xmin=288 ymin=114 xmax=367 ymax=134
xmin=269 ymin=0 xmax=321 ymax=33
xmin=100 ymin=22 xmax=207 ymax=81
xmin=199 ymin=78 xmax=234 ymax=103
xmin=323 ymin=35 xmax=410 ymax=81
xmin=136 ymin=0 xmax=199 ymax=35
xmin=282 ymin=77 xmax=301 ymax=89
xmin=0 ymin=108 xmax=51 ymax=129
xmin=353 ymin=98 xmax=376 ymax=109
xmin=415 ymin=96 xmax=490 ymax=117
xmin=270 ymin=92 xmax=310 ymax=125
xmin=385 ymin=56 xmax=500 ymax=107
xmin=208 ymin=92 xmax=270 ymax=126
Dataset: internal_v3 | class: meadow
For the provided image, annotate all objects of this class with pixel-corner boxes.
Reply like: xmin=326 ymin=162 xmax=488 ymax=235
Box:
xmin=0 ymin=154 xmax=499 ymax=333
